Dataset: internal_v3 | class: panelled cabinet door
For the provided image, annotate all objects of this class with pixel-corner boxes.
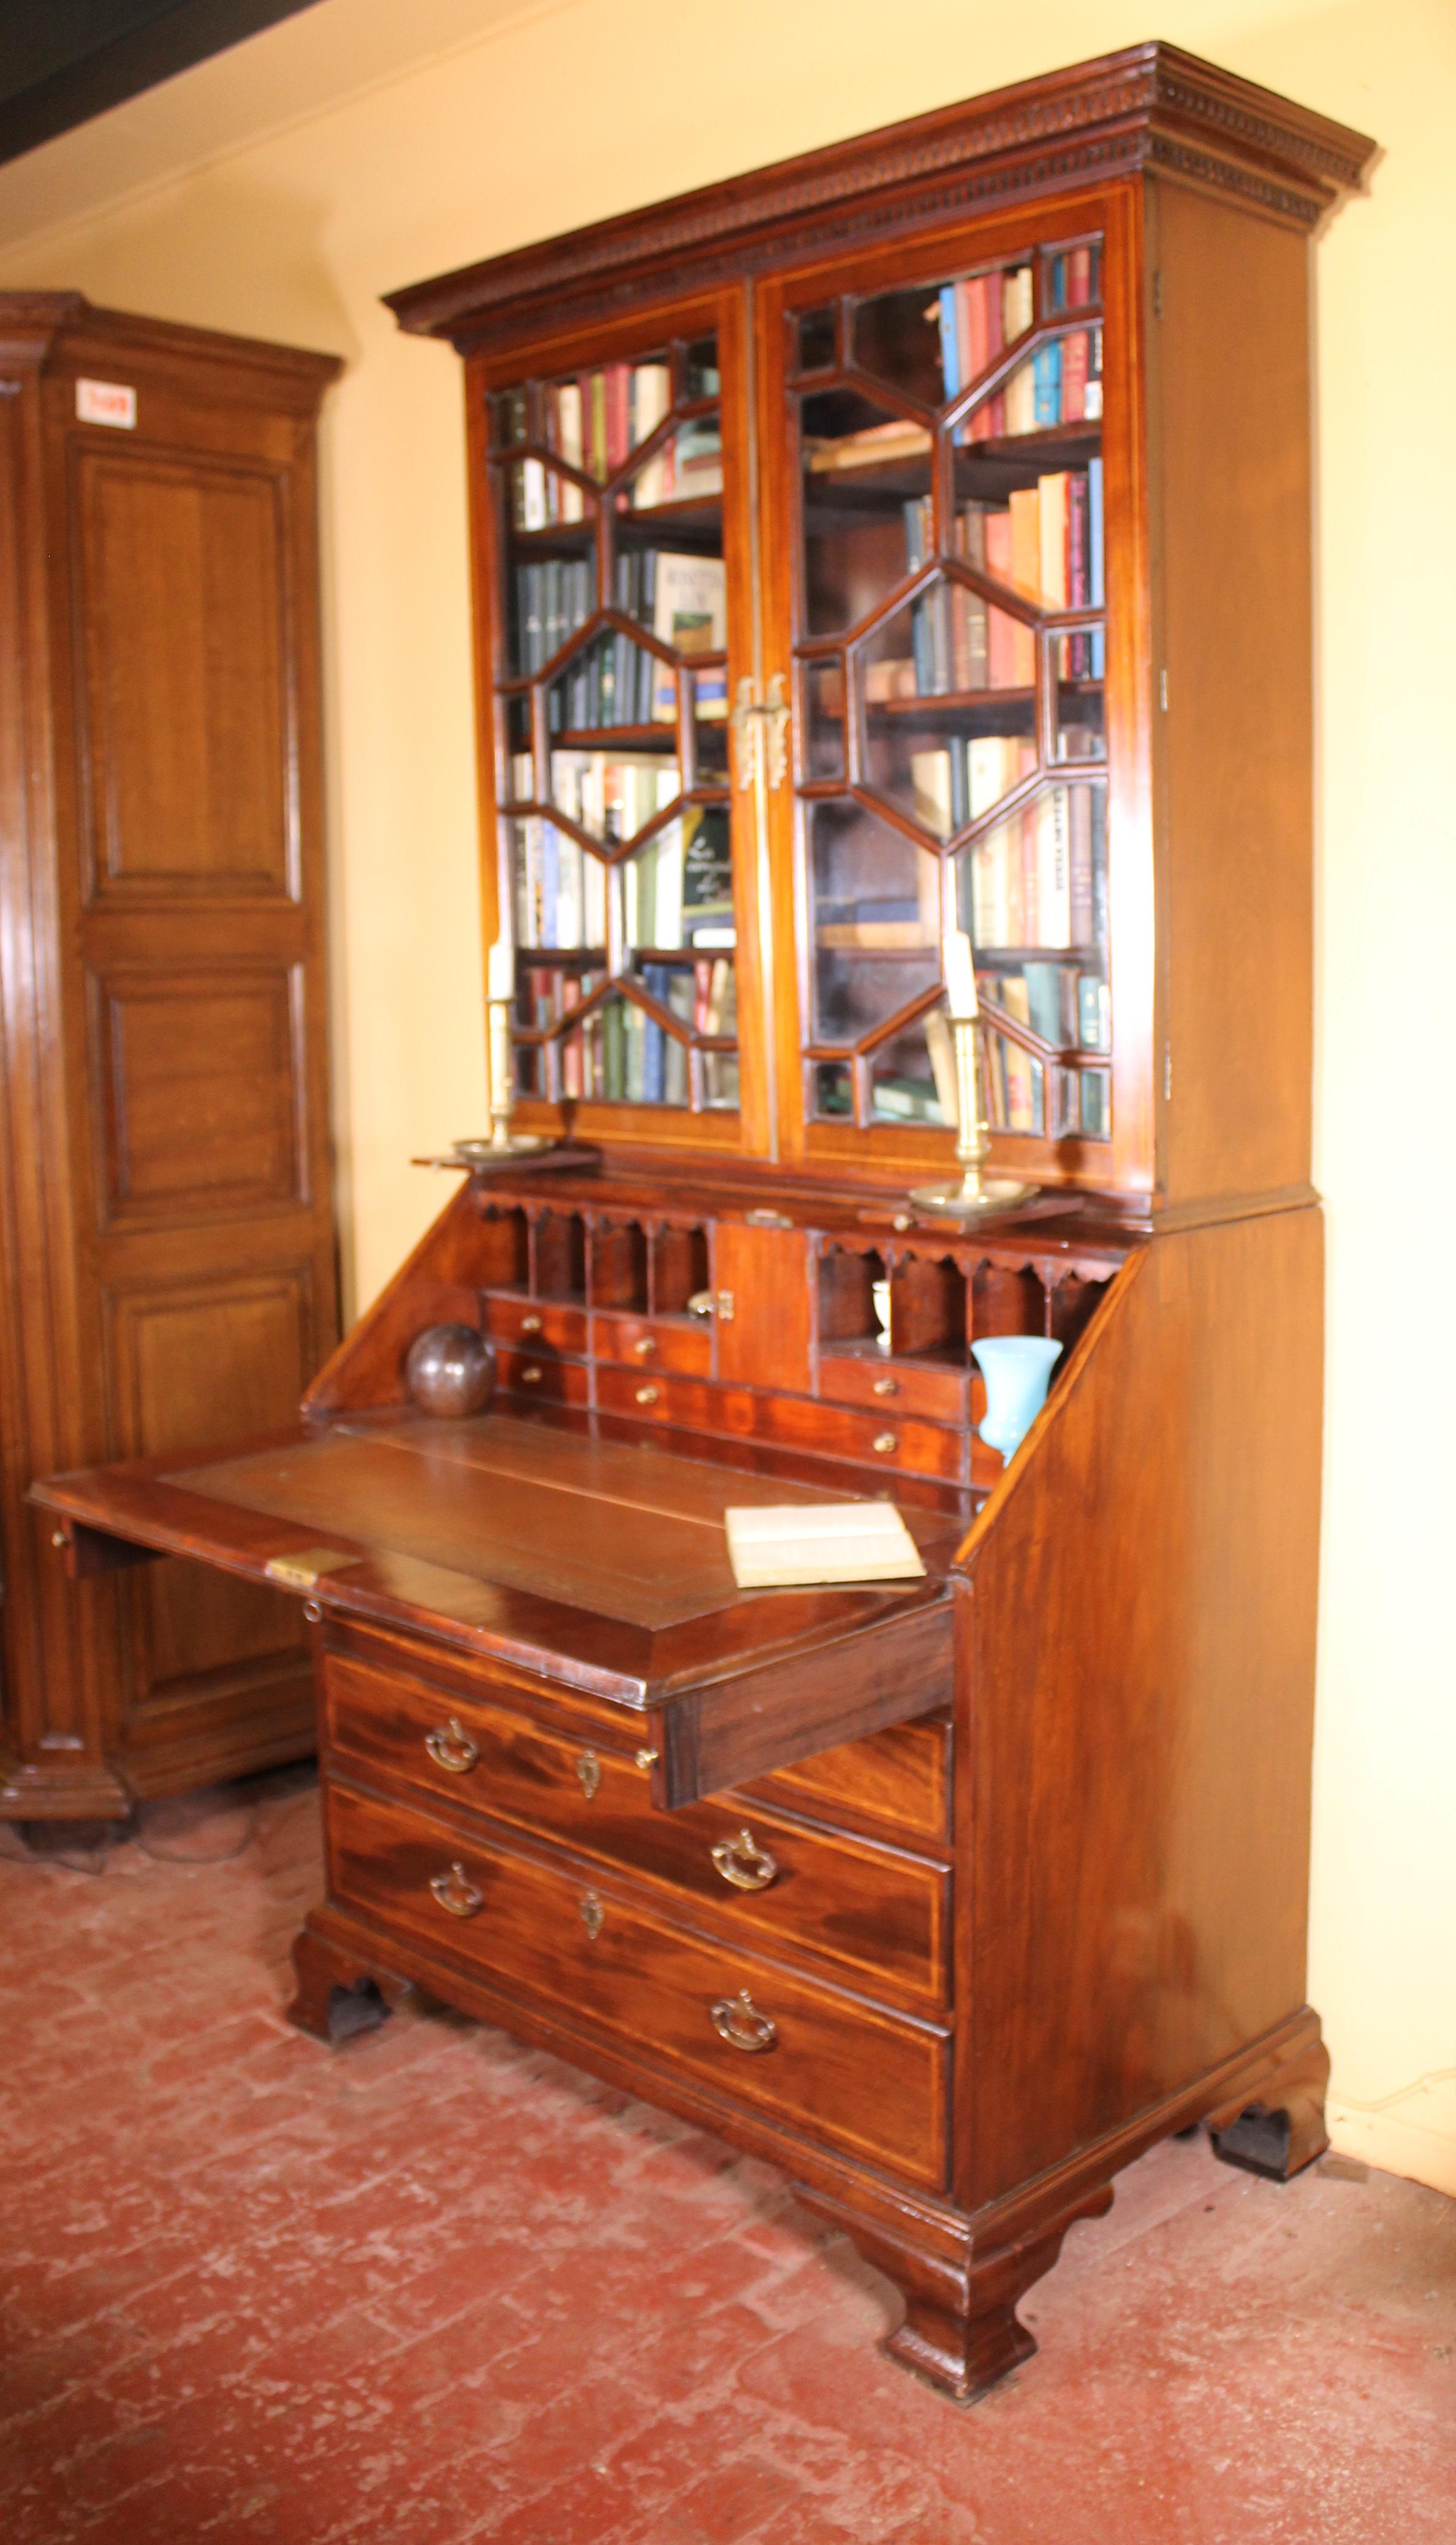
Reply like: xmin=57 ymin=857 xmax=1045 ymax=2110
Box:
xmin=469 ymin=290 xmax=772 ymax=1157
xmin=756 ymin=186 xmax=1153 ymax=1198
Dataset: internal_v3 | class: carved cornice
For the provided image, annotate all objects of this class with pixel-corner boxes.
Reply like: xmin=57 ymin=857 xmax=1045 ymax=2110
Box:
xmin=387 ymin=41 xmax=1376 ymax=354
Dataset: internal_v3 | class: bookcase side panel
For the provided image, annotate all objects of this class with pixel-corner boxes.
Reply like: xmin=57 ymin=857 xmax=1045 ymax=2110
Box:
xmin=955 ymin=1211 xmax=1323 ymax=2210
xmin=1151 ymin=180 xmax=1314 ymax=1212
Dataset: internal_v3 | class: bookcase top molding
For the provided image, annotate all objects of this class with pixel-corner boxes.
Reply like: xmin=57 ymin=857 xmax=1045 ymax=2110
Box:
xmin=387 ymin=42 xmax=1375 ymax=354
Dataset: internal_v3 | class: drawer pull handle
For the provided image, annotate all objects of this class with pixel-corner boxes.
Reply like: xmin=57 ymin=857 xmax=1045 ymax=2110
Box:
xmin=711 ymin=1827 xmax=778 ymax=1893
xmin=580 ymin=1892 xmax=604 ymax=1941
xmin=634 ymin=1383 xmax=660 ymax=1406
xmin=430 ymin=1861 xmax=483 ymax=1919
xmin=575 ymin=1750 xmax=601 ymax=1800
xmin=872 ymin=1375 xmax=898 ymax=1398
xmin=520 ymin=1363 xmax=544 ymax=1385
xmin=519 ymin=1312 xmax=542 ymax=1335
xmin=710 ymin=1990 xmax=777 ymax=2054
xmin=425 ymin=1718 xmax=479 ymax=1776
xmin=635 ymin=1746 xmax=659 ymax=1771
xmin=632 ymin=1335 xmax=657 ymax=1358
xmin=872 ymin=1431 xmax=898 ymax=1455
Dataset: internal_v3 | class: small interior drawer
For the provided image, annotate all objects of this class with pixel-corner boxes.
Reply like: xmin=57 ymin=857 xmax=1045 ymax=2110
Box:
xmin=592 ymin=1311 xmax=713 ymax=1378
xmin=495 ymin=1345 xmax=590 ymax=1406
xmin=817 ymin=1352 xmax=968 ymax=1426
xmin=481 ymin=1293 xmax=588 ymax=1353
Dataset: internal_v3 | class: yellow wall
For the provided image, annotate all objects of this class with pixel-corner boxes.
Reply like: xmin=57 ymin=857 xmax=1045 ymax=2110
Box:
xmin=0 ymin=0 xmax=1450 ymax=2193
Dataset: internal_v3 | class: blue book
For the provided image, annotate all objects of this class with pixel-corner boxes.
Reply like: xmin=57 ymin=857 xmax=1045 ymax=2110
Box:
xmin=938 ymin=284 xmax=961 ymax=398
xmin=1088 ymin=457 xmax=1105 ymax=680
xmin=640 ymin=964 xmax=669 ymax=1102
xmin=1033 ymin=342 xmax=1063 ymax=426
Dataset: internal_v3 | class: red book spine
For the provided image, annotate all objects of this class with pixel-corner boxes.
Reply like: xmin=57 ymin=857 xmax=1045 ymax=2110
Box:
xmin=605 ymin=363 xmax=631 ymax=473
xmin=1067 ymin=473 xmax=1089 ymax=679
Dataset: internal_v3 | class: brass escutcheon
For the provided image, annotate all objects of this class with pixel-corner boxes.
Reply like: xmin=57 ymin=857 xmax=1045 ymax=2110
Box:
xmin=580 ymin=1892 xmax=604 ymax=1941
xmin=575 ymin=1750 xmax=601 ymax=1801
xmin=425 ymin=1718 xmax=479 ymax=1775
xmin=710 ymin=1827 xmax=778 ymax=1893
xmin=430 ymin=1861 xmax=483 ymax=1919
xmin=710 ymin=1990 xmax=777 ymax=2053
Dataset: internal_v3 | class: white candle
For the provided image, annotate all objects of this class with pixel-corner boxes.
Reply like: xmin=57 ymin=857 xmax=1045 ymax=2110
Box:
xmin=944 ymin=927 xmax=978 ymax=1019
xmin=487 ymin=931 xmax=514 ymax=1003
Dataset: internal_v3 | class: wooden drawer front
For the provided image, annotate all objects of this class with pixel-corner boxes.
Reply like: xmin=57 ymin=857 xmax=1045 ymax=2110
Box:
xmin=762 ymin=1391 xmax=966 ymax=1482
xmin=327 ymin=1782 xmax=949 ymax=2189
xmin=817 ymin=1353 xmax=968 ymax=1426
xmin=740 ymin=1714 xmax=952 ymax=1849
xmin=593 ymin=1311 xmax=713 ymax=1378
xmin=594 ymin=1362 xmax=963 ymax=1479
xmin=481 ymin=1293 xmax=588 ymax=1353
xmin=322 ymin=1653 xmax=948 ymax=2009
xmin=495 ymin=1344 xmax=590 ymax=1406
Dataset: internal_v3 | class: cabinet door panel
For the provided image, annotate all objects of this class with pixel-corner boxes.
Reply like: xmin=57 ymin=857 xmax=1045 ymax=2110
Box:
xmin=93 ymin=965 xmax=305 ymax=1223
xmin=75 ymin=450 xmax=294 ymax=900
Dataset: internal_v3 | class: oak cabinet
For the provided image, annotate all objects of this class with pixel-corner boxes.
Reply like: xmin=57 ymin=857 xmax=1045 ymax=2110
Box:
xmin=0 ymin=296 xmax=339 ymax=1817
xmin=33 ymin=48 xmax=1374 ymax=2399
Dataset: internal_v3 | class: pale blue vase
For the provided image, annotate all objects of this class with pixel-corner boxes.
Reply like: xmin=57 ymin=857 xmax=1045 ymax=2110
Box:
xmin=971 ymin=1335 xmax=1064 ymax=1465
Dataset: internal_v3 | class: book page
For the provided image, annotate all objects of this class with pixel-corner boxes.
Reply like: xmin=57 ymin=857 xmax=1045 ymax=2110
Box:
xmin=724 ymin=1502 xmax=926 ymax=1591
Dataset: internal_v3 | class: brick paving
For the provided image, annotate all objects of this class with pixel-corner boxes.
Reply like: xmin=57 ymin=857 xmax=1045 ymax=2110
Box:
xmin=1 ymin=1765 xmax=1452 ymax=2544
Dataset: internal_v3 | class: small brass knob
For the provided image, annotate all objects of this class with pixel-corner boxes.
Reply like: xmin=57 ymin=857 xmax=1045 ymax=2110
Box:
xmin=635 ymin=1383 xmax=660 ymax=1406
xmin=425 ymin=1718 xmax=479 ymax=1775
xmin=711 ymin=1828 xmax=778 ymax=1893
xmin=520 ymin=1363 xmax=544 ymax=1385
xmin=872 ymin=1375 xmax=898 ymax=1398
xmin=632 ymin=1334 xmax=656 ymax=1358
xmin=430 ymin=1861 xmax=483 ymax=1919
xmin=520 ymin=1312 xmax=542 ymax=1335
xmin=873 ymin=1431 xmax=898 ymax=1455
xmin=51 ymin=1530 xmax=67 ymax=1550
xmin=710 ymin=1990 xmax=776 ymax=2053
xmin=575 ymin=1750 xmax=601 ymax=1800
xmin=635 ymin=1747 xmax=659 ymax=1771
xmin=302 ymin=1599 xmax=323 ymax=1626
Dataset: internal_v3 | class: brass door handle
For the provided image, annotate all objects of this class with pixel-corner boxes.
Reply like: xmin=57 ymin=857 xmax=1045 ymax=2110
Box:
xmin=710 ymin=1990 xmax=777 ymax=2053
xmin=429 ymin=1861 xmax=483 ymax=1919
xmin=425 ymin=1718 xmax=479 ymax=1775
xmin=711 ymin=1828 xmax=778 ymax=1892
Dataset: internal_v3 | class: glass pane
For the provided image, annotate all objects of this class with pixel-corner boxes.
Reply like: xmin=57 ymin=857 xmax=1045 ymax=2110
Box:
xmin=812 ymin=802 xmax=941 ymax=1042
xmin=811 ymin=1059 xmax=854 ymax=1120
xmin=549 ymin=748 xmax=679 ymax=851
xmin=623 ymin=820 xmax=691 ymax=951
xmin=939 ymin=261 xmax=1034 ymax=433
xmin=853 ymin=284 xmax=947 ymax=408
xmin=870 ymin=1016 xmax=951 ymax=1127
xmin=859 ymin=590 xmax=1036 ymax=840
xmin=1079 ymin=1065 xmax=1111 ymax=1139
xmin=1053 ymin=633 xmax=1105 ymax=762
xmin=547 ymin=630 xmax=671 ymax=735
xmin=506 ymin=547 xmax=593 ymax=680
xmin=982 ymin=1011 xmax=1045 ymax=1136
xmin=795 ymin=306 xmax=838 ymax=373
xmin=509 ymin=816 xmax=609 ymax=952
xmin=538 ymin=358 xmax=683 ymax=482
xmin=859 ymin=567 xmax=1026 ymax=705
xmin=682 ymin=807 xmax=735 ymax=948
xmin=800 ymin=384 xmax=932 ymax=637
xmin=958 ymin=780 xmax=1106 ymax=954
xmin=625 ymin=414 xmax=722 ymax=509
xmin=803 ymin=660 xmax=845 ymax=781
xmin=681 ymin=335 xmax=720 ymax=400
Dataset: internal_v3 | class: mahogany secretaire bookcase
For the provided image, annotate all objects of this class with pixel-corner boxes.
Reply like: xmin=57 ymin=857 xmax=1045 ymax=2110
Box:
xmin=33 ymin=48 xmax=1376 ymax=2397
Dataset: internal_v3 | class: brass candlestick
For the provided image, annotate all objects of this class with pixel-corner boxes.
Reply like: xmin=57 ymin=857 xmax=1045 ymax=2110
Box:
xmin=483 ymin=989 xmax=552 ymax=1157
xmin=909 ymin=1006 xmax=1039 ymax=1220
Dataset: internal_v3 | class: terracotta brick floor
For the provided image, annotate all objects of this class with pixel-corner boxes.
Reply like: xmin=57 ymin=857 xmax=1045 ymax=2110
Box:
xmin=1 ymin=1765 xmax=1452 ymax=2545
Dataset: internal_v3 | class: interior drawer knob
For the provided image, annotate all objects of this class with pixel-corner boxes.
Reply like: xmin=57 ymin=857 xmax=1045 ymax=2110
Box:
xmin=519 ymin=1312 xmax=542 ymax=1335
xmin=711 ymin=1827 xmax=778 ymax=1892
xmin=520 ymin=1363 xmax=544 ymax=1385
xmin=872 ymin=1374 xmax=898 ymax=1398
xmin=710 ymin=1989 xmax=777 ymax=2053
xmin=429 ymin=1861 xmax=483 ymax=1919
xmin=872 ymin=1430 xmax=898 ymax=1455
xmin=632 ymin=1335 xmax=656 ymax=1358
xmin=425 ymin=1717 xmax=479 ymax=1775
xmin=634 ymin=1383 xmax=660 ymax=1406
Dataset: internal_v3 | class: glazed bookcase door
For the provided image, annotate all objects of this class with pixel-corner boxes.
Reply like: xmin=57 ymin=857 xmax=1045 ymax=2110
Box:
xmin=469 ymin=291 xmax=767 ymax=1154
xmin=757 ymin=188 xmax=1152 ymax=1192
